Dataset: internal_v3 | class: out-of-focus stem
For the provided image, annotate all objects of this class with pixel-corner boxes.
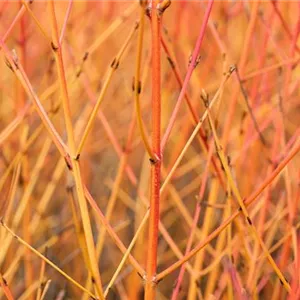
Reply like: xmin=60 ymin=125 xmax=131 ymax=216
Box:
xmin=76 ymin=23 xmax=137 ymax=156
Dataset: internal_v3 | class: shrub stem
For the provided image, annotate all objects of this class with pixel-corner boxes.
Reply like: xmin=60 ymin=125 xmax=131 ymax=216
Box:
xmin=48 ymin=1 xmax=104 ymax=298
xmin=145 ymin=0 xmax=162 ymax=299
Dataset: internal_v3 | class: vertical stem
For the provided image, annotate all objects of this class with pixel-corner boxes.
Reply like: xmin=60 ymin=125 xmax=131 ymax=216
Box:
xmin=18 ymin=3 xmax=33 ymax=298
xmin=145 ymin=0 xmax=161 ymax=299
xmin=48 ymin=1 xmax=104 ymax=298
xmin=134 ymin=1 xmax=156 ymax=160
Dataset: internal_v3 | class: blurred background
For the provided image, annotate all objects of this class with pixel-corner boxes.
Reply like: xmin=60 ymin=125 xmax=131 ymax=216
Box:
xmin=0 ymin=1 xmax=299 ymax=299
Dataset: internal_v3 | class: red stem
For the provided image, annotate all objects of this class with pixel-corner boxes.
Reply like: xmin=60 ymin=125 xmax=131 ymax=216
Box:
xmin=161 ymin=0 xmax=214 ymax=151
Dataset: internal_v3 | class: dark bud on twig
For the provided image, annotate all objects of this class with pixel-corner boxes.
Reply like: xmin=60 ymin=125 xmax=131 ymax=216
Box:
xmin=132 ymin=77 xmax=135 ymax=92
xmin=83 ymin=51 xmax=89 ymax=62
xmin=167 ymin=56 xmax=175 ymax=69
xmin=201 ymin=89 xmax=209 ymax=107
xmin=2 ymin=276 xmax=7 ymax=286
xmin=64 ymin=155 xmax=73 ymax=171
xmin=188 ymin=54 xmax=201 ymax=69
xmin=134 ymin=21 xmax=140 ymax=30
xmin=157 ymin=0 xmax=171 ymax=16
xmin=279 ymin=279 xmax=284 ymax=286
xmin=229 ymin=64 xmax=236 ymax=74
xmin=76 ymin=68 xmax=82 ymax=78
xmin=137 ymin=272 xmax=144 ymax=280
xmin=110 ymin=58 xmax=119 ymax=70
xmin=137 ymin=81 xmax=142 ymax=94
xmin=188 ymin=54 xmax=192 ymax=66
xmin=149 ymin=157 xmax=156 ymax=165
xmin=5 ymin=57 xmax=14 ymax=72
xmin=246 ymin=217 xmax=252 ymax=225
xmin=194 ymin=55 xmax=201 ymax=68
xmin=51 ymin=42 xmax=59 ymax=52
xmin=145 ymin=5 xmax=151 ymax=18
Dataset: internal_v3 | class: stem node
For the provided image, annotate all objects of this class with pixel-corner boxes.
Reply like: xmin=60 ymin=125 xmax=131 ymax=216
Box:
xmin=51 ymin=41 xmax=59 ymax=51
